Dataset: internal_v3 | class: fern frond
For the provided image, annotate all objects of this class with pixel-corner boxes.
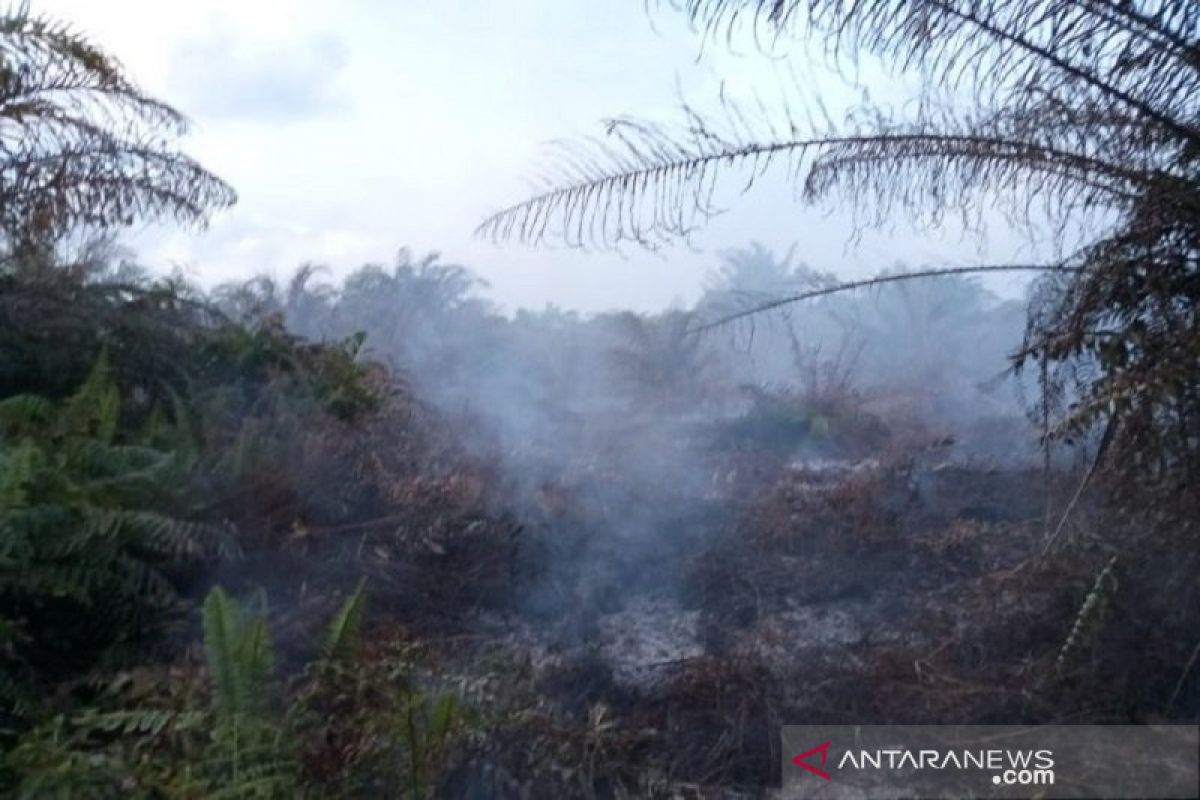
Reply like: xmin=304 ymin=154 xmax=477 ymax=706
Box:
xmin=71 ymin=707 xmax=203 ymax=737
xmin=238 ymin=614 xmax=274 ymax=705
xmin=60 ymin=350 xmax=120 ymax=444
xmin=320 ymin=577 xmax=367 ymax=664
xmin=202 ymin=587 xmax=273 ymax=722
xmin=74 ymin=443 xmax=176 ymax=485
xmin=118 ymin=510 xmax=234 ymax=560
xmin=203 ymin=587 xmax=243 ymax=720
xmin=0 ymin=394 xmax=53 ymax=432
xmin=0 ymin=440 xmax=40 ymax=508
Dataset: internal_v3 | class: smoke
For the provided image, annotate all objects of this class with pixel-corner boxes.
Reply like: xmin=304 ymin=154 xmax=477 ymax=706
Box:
xmin=214 ymin=243 xmax=1041 ymax=649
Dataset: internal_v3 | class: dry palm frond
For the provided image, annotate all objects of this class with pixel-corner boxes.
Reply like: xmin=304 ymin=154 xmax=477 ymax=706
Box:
xmin=688 ymin=263 xmax=1076 ymax=334
xmin=0 ymin=3 xmax=236 ymax=245
xmin=481 ymin=1 xmax=1197 ymax=249
xmin=665 ymin=1 xmax=1197 ymax=142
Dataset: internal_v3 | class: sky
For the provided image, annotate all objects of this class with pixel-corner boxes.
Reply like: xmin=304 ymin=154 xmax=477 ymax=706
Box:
xmin=39 ymin=0 xmax=1043 ymax=313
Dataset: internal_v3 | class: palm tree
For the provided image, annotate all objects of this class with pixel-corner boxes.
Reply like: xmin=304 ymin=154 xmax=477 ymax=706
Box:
xmin=0 ymin=3 xmax=235 ymax=249
xmin=479 ymin=1 xmax=1199 ymax=496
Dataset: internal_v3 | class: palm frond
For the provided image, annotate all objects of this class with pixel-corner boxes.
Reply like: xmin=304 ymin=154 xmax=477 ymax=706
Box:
xmin=477 ymin=96 xmax=1171 ymax=251
xmin=320 ymin=577 xmax=367 ymax=664
xmin=0 ymin=4 xmax=236 ymax=243
xmin=663 ymin=1 xmax=1199 ymax=141
xmin=484 ymin=1 xmax=1197 ymax=250
xmin=689 ymin=263 xmax=1077 ymax=334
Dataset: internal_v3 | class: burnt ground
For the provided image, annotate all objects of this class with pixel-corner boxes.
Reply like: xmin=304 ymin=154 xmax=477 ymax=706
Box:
xmin=227 ymin=401 xmax=1193 ymax=798
xmin=433 ymin=456 xmax=1069 ymax=797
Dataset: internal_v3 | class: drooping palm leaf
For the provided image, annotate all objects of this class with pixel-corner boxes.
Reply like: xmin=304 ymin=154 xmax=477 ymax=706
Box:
xmin=0 ymin=3 xmax=236 ymax=244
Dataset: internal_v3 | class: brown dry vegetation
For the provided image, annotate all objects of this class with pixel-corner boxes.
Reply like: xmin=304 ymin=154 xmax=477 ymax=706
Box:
xmin=176 ymin=377 xmax=1191 ymax=797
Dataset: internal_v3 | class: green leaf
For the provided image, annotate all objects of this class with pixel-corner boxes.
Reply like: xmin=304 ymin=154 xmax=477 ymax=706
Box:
xmin=320 ymin=577 xmax=367 ymax=664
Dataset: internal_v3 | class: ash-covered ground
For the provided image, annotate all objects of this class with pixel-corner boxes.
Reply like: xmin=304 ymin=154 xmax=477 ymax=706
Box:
xmin=300 ymin=400 xmax=1116 ymax=798
xmin=205 ymin=257 xmax=1190 ymax=797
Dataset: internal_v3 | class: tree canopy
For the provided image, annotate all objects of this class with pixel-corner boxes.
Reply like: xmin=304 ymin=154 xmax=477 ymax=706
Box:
xmin=0 ymin=3 xmax=235 ymax=249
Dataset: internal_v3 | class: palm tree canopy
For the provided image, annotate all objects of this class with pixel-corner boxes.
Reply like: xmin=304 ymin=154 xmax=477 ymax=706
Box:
xmin=477 ymin=1 xmax=1197 ymax=251
xmin=0 ymin=4 xmax=236 ymax=246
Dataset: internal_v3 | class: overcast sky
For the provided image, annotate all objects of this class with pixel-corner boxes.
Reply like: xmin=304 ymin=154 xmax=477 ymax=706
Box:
xmin=40 ymin=0 xmax=1040 ymax=312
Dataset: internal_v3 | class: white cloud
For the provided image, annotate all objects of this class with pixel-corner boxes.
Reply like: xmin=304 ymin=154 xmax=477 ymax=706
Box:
xmin=168 ymin=30 xmax=350 ymax=123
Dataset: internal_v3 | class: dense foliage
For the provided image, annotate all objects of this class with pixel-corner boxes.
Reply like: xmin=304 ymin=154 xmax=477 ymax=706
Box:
xmin=0 ymin=257 xmax=397 ymax=793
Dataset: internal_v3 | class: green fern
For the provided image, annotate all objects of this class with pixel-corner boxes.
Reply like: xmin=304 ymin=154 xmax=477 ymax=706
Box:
xmin=397 ymin=690 xmax=462 ymax=800
xmin=202 ymin=587 xmax=273 ymax=722
xmin=0 ymin=395 xmax=52 ymax=432
xmin=71 ymin=708 xmax=205 ymax=737
xmin=4 ymin=705 xmax=206 ymax=798
xmin=321 ymin=577 xmax=367 ymax=665
xmin=3 ymin=714 xmax=128 ymax=800
xmin=199 ymin=586 xmax=297 ymax=798
xmin=59 ymin=351 xmax=121 ymax=444
xmin=1 ymin=353 xmax=236 ymax=689
xmin=3 ymin=581 xmax=472 ymax=797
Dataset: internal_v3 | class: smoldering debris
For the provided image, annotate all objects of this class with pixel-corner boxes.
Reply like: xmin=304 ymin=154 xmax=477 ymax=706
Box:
xmin=181 ymin=247 xmax=1188 ymax=795
xmin=596 ymin=598 xmax=704 ymax=692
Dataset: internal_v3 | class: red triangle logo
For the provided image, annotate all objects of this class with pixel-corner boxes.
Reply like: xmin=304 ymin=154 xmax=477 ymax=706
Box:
xmin=792 ymin=740 xmax=833 ymax=780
